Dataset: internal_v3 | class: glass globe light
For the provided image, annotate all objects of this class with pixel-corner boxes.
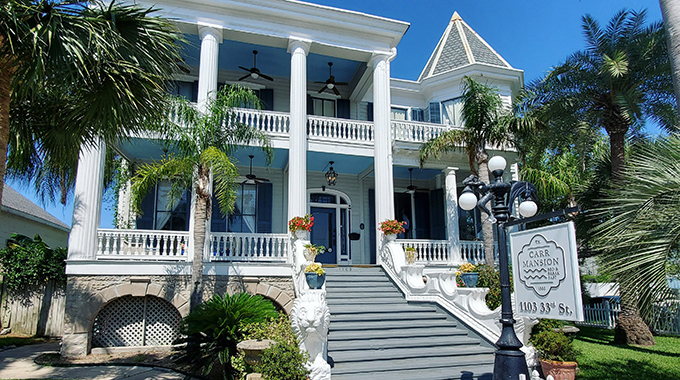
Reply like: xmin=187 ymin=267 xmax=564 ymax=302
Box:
xmin=488 ymin=156 xmax=507 ymax=172
xmin=459 ymin=191 xmax=478 ymax=211
xmin=519 ymin=200 xmax=538 ymax=218
xmin=251 ymin=72 xmax=259 ymax=79
xmin=328 ymin=83 xmax=335 ymax=89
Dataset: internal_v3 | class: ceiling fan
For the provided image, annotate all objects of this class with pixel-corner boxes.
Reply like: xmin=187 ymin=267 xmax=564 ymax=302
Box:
xmin=405 ymin=168 xmax=426 ymax=194
xmin=315 ymin=62 xmax=348 ymax=95
xmin=242 ymin=155 xmax=270 ymax=185
xmin=238 ymin=50 xmax=274 ymax=82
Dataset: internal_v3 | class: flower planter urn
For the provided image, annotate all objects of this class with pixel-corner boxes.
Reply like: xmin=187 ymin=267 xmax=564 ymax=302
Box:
xmin=540 ymin=359 xmax=578 ymax=380
xmin=461 ymin=272 xmax=480 ymax=287
xmin=305 ymin=273 xmax=326 ymax=289
xmin=294 ymin=230 xmax=309 ymax=240
xmin=384 ymin=233 xmax=397 ymax=242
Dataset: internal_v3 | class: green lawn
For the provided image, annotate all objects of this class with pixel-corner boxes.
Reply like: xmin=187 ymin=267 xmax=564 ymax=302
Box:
xmin=574 ymin=326 xmax=680 ymax=380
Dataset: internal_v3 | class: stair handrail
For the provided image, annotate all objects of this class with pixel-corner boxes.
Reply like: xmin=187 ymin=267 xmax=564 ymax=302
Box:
xmin=379 ymin=238 xmax=537 ymax=349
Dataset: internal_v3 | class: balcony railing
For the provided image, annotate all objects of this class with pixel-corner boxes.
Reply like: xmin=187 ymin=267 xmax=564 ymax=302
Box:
xmin=308 ymin=115 xmax=374 ymax=143
xmin=96 ymin=229 xmax=189 ymax=260
xmin=231 ymin=108 xmax=462 ymax=146
xmin=210 ymin=232 xmax=289 ymax=262
xmin=392 ymin=120 xmax=455 ymax=143
xmin=461 ymin=240 xmax=486 ymax=265
xmin=397 ymin=239 xmax=450 ymax=264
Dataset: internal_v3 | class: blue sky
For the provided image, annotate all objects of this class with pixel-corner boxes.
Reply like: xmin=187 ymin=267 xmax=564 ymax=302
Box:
xmin=5 ymin=0 xmax=665 ymax=229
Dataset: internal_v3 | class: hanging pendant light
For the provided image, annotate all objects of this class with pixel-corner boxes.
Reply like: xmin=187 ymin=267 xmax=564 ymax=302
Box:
xmin=325 ymin=161 xmax=338 ymax=186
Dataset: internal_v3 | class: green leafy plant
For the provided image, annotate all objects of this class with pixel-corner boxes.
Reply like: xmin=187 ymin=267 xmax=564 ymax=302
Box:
xmin=0 ymin=234 xmax=66 ymax=290
xmin=257 ymin=340 xmax=309 ymax=380
xmin=234 ymin=315 xmax=308 ymax=379
xmin=530 ymin=328 xmax=579 ymax=363
xmin=173 ymin=292 xmax=278 ymax=380
xmin=303 ymin=244 xmax=325 ymax=261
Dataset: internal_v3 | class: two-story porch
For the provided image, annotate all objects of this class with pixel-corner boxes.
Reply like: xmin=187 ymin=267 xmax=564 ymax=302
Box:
xmin=61 ymin=0 xmax=525 ymax=364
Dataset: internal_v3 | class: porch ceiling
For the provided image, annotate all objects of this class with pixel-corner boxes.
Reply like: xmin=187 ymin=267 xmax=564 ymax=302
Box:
xmin=183 ymin=36 xmax=363 ymax=86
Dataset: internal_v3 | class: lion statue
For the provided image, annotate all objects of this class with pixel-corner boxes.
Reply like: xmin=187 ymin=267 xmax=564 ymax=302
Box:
xmin=291 ymin=291 xmax=331 ymax=380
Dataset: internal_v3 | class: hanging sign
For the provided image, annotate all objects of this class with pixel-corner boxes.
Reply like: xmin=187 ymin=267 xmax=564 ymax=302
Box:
xmin=509 ymin=221 xmax=583 ymax=321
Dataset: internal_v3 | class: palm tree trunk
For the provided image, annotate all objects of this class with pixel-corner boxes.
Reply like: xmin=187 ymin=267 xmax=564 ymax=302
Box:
xmin=615 ymin=283 xmax=656 ymax=346
xmin=661 ymin=0 xmax=680 ymax=111
xmin=0 ymin=59 xmax=15 ymax=215
xmin=477 ymin=155 xmax=495 ymax=266
xmin=190 ymin=164 xmax=211 ymax=311
xmin=609 ymin=129 xmax=627 ymax=181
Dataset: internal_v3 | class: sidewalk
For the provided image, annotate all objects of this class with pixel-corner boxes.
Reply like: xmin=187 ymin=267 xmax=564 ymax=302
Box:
xmin=0 ymin=343 xmax=185 ymax=379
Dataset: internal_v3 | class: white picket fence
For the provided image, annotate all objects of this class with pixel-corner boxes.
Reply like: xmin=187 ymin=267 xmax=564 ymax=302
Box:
xmin=578 ymin=301 xmax=680 ymax=335
xmin=579 ymin=302 xmax=620 ymax=329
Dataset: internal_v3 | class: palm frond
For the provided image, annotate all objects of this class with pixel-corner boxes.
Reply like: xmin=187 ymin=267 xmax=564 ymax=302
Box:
xmin=130 ymin=155 xmax=195 ymax=214
xmin=201 ymin=147 xmax=239 ymax=216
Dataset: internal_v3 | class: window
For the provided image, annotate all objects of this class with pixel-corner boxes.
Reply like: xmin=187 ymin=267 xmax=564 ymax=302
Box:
xmin=391 ymin=107 xmax=408 ymax=120
xmin=211 ymin=183 xmax=272 ymax=233
xmin=442 ymin=97 xmax=463 ymax=126
xmin=136 ymin=182 xmax=190 ymax=231
xmin=312 ymin=97 xmax=335 ymax=117
xmin=411 ymin=108 xmax=425 ymax=122
xmin=169 ymin=81 xmax=197 ymax=102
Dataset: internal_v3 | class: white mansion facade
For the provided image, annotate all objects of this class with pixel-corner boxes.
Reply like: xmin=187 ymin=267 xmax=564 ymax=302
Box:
xmin=62 ymin=0 xmax=526 ymax=372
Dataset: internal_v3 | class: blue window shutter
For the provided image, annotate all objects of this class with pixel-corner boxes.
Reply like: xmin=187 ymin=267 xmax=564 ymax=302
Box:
xmin=259 ymin=89 xmax=274 ymax=111
xmin=210 ymin=192 xmax=227 ymax=232
xmin=429 ymin=102 xmax=441 ymax=124
xmin=257 ymin=183 xmax=273 ymax=233
xmin=136 ymin=185 xmax=156 ymax=229
xmin=337 ymin=99 xmax=350 ymax=119
xmin=307 ymin=95 xmax=313 ymax=115
xmin=367 ymin=102 xmax=374 ymax=122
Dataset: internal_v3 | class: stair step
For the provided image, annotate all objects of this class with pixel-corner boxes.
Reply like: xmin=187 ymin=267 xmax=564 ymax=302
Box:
xmin=331 ymin=344 xmax=493 ymax=363
xmin=330 ymin=354 xmax=495 ymax=375
xmin=330 ymin=303 xmax=436 ymax=314
xmin=329 ymin=335 xmax=483 ymax=351
xmin=326 ymin=285 xmax=399 ymax=293
xmin=325 ymin=291 xmax=403 ymax=299
xmin=331 ymin=311 xmax=446 ymax=322
xmin=325 ymin=280 xmax=393 ymax=286
xmin=331 ymin=363 xmax=495 ymax=380
xmin=327 ymin=297 xmax=408 ymax=305
xmin=329 ymin=325 xmax=466 ymax=339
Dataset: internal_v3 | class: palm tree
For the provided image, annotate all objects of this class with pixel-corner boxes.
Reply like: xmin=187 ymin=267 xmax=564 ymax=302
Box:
xmin=420 ymin=76 xmax=514 ymax=265
xmin=130 ymin=86 xmax=273 ymax=311
xmin=591 ymin=136 xmax=680 ymax=341
xmin=660 ymin=0 xmax=680 ymax=110
xmin=530 ymin=9 xmax=677 ymax=180
xmin=530 ymin=9 xmax=677 ymax=346
xmin=0 ymin=0 xmax=183 ymax=208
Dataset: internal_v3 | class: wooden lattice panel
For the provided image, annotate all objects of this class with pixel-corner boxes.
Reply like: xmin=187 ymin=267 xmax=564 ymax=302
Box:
xmin=92 ymin=295 xmax=181 ymax=347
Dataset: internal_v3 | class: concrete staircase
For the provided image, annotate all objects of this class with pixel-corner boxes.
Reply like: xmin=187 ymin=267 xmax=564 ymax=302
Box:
xmin=324 ymin=266 xmax=495 ymax=380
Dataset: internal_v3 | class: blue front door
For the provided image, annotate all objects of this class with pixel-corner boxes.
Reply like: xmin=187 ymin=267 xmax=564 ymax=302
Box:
xmin=310 ymin=207 xmax=336 ymax=264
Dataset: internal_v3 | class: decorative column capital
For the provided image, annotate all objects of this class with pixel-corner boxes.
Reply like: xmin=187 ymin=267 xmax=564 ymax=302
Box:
xmin=198 ymin=23 xmax=223 ymax=42
xmin=287 ymin=38 xmax=312 ymax=55
xmin=443 ymin=167 xmax=459 ymax=176
xmin=369 ymin=47 xmax=397 ymax=67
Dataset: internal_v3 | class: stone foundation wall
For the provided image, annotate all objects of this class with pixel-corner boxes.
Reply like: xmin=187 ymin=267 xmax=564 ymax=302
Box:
xmin=61 ymin=274 xmax=295 ymax=357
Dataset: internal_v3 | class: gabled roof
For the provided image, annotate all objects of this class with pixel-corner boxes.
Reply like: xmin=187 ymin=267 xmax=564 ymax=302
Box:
xmin=418 ymin=12 xmax=512 ymax=81
xmin=1 ymin=184 xmax=70 ymax=231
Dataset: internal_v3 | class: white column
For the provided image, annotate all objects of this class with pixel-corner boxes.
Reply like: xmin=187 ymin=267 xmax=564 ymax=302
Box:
xmin=287 ymin=39 xmax=311 ymax=221
xmin=371 ymin=51 xmax=395 ymax=260
xmin=68 ymin=140 xmax=106 ymax=260
xmin=444 ymin=167 xmax=462 ymax=265
xmin=197 ymin=24 xmax=223 ymax=112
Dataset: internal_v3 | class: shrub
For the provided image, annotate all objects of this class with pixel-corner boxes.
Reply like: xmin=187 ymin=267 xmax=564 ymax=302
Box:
xmin=257 ymin=340 xmax=309 ymax=380
xmin=234 ymin=315 xmax=308 ymax=379
xmin=474 ymin=264 xmax=512 ymax=310
xmin=530 ymin=329 xmax=579 ymax=362
xmin=173 ymin=292 xmax=279 ymax=380
xmin=0 ymin=234 xmax=66 ymax=291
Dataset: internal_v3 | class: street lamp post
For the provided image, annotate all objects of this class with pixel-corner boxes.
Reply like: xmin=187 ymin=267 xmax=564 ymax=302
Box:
xmin=459 ymin=156 xmax=537 ymax=380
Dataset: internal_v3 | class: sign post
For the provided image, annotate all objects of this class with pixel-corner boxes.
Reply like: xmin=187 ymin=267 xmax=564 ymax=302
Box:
xmin=509 ymin=221 xmax=583 ymax=321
